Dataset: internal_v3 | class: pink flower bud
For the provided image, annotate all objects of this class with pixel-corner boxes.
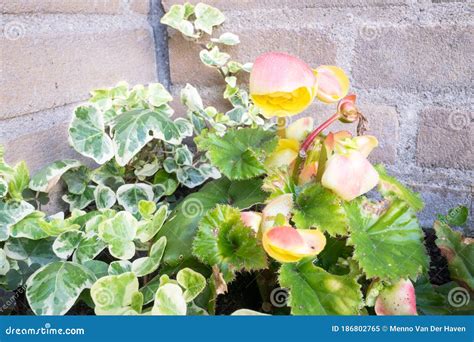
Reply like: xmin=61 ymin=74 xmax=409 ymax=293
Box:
xmin=375 ymin=279 xmax=418 ymax=316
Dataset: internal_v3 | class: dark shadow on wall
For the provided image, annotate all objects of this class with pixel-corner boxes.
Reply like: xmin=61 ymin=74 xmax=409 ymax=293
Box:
xmin=148 ymin=0 xmax=171 ymax=89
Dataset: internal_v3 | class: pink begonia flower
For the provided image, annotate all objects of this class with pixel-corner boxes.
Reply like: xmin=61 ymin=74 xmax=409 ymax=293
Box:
xmin=262 ymin=226 xmax=326 ymax=263
xmin=240 ymin=211 xmax=262 ymax=234
xmin=314 ymin=65 xmax=350 ymax=104
xmin=261 ymin=194 xmax=293 ymax=231
xmin=375 ymin=279 xmax=418 ymax=315
xmin=250 ymin=52 xmax=317 ymax=117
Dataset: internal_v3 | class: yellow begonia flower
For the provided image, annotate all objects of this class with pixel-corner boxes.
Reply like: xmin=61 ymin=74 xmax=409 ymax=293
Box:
xmin=314 ymin=65 xmax=350 ymax=104
xmin=250 ymin=52 xmax=317 ymax=117
xmin=262 ymin=226 xmax=326 ymax=263
xmin=261 ymin=194 xmax=293 ymax=232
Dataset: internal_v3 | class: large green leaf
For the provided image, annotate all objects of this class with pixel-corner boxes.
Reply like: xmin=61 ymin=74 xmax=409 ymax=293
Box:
xmin=346 ymin=198 xmax=429 ymax=280
xmin=434 ymin=221 xmax=473 ymax=290
xmin=26 ymin=261 xmax=96 ymax=315
xmin=98 ymin=212 xmax=137 ymax=260
xmin=156 ymin=178 xmax=267 ymax=269
xmin=279 ymin=260 xmax=363 ymax=315
xmin=131 ymin=236 xmax=167 ymax=277
xmin=4 ymin=237 xmax=58 ymax=266
xmin=0 ymin=200 xmax=35 ymax=241
xmin=375 ymin=165 xmax=423 ymax=211
xmin=91 ymin=272 xmax=141 ymax=315
xmin=293 ymin=184 xmax=349 ymax=236
xmin=110 ymin=108 xmax=182 ymax=166
xmin=193 ymin=205 xmax=267 ymax=280
xmin=29 ymin=160 xmax=82 ymax=192
xmin=116 ymin=183 xmax=154 ymax=214
xmin=69 ymin=106 xmax=114 ymax=164
xmin=197 ymin=128 xmax=277 ymax=180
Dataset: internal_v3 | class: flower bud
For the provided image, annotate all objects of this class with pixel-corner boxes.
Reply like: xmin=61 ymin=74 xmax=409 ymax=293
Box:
xmin=314 ymin=65 xmax=350 ymax=104
xmin=375 ymin=279 xmax=418 ymax=316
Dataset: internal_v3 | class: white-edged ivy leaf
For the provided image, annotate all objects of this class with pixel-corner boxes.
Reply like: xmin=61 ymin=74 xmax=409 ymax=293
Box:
xmin=10 ymin=211 xmax=49 ymax=240
xmin=8 ymin=161 xmax=29 ymax=200
xmin=152 ymin=283 xmax=187 ymax=315
xmin=199 ymin=46 xmax=230 ymax=67
xmin=38 ymin=217 xmax=80 ymax=237
xmin=194 ymin=3 xmax=225 ymax=35
xmin=138 ymin=200 xmax=156 ymax=220
xmin=160 ymin=4 xmax=197 ymax=38
xmin=192 ymin=204 xmax=267 ymax=281
xmin=174 ymin=118 xmax=194 ymax=137
xmin=4 ymin=237 xmax=58 ymax=266
xmin=98 ymin=211 xmax=137 ymax=260
xmin=136 ymin=205 xmax=168 ymax=243
xmin=180 ymin=83 xmax=204 ymax=112
xmin=0 ymin=248 xmax=10 ymax=275
xmin=62 ymin=185 xmax=96 ymax=211
xmin=131 ymin=236 xmax=167 ymax=277
xmin=53 ymin=230 xmax=85 ymax=259
xmin=83 ymin=259 xmax=109 ymax=279
xmin=94 ymin=185 xmax=116 ymax=210
xmin=211 ymin=32 xmax=240 ymax=46
xmin=176 ymin=268 xmax=206 ymax=302
xmin=91 ymin=161 xmax=125 ymax=189
xmin=279 ymin=260 xmax=363 ymax=315
xmin=346 ymin=198 xmax=429 ymax=281
xmin=110 ymin=108 xmax=182 ymax=166
xmin=26 ymin=261 xmax=96 ymax=315
xmin=375 ymin=164 xmax=423 ymax=212
xmin=0 ymin=200 xmax=35 ymax=241
xmin=148 ymin=83 xmax=173 ymax=107
xmin=108 ymin=260 xmax=132 ymax=275
xmin=434 ymin=221 xmax=473 ymax=290
xmin=68 ymin=106 xmax=114 ymax=165
xmin=197 ymin=128 xmax=277 ymax=180
xmin=29 ymin=160 xmax=82 ymax=193
xmin=175 ymin=146 xmax=193 ymax=166
xmin=116 ymin=183 xmax=154 ymax=214
xmin=293 ymin=184 xmax=349 ymax=236
xmin=0 ymin=178 xmax=8 ymax=198
xmin=153 ymin=170 xmax=179 ymax=196
xmin=91 ymin=272 xmax=140 ymax=315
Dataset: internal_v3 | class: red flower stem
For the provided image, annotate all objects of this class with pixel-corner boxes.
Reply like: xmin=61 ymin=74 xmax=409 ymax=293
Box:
xmin=299 ymin=112 xmax=341 ymax=155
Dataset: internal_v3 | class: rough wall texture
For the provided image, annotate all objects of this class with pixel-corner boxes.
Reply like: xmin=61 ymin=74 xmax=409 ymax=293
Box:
xmin=0 ymin=0 xmax=472 ymax=229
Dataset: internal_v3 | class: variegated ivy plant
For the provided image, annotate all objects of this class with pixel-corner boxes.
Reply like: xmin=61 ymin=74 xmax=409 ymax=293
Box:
xmin=0 ymin=2 xmax=472 ymax=316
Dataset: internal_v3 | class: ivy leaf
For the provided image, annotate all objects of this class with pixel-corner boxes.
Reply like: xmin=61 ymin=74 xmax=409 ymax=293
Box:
xmin=94 ymin=185 xmax=116 ymax=210
xmin=0 ymin=248 xmax=10 ymax=275
xmin=346 ymin=198 xmax=429 ymax=280
xmin=211 ymin=32 xmax=240 ymax=46
xmin=38 ymin=216 xmax=80 ymax=237
xmin=156 ymin=178 xmax=267 ymax=269
xmin=197 ymin=128 xmax=277 ymax=180
xmin=62 ymin=185 xmax=96 ymax=211
xmin=293 ymin=184 xmax=349 ymax=236
xmin=29 ymin=160 xmax=82 ymax=193
xmin=160 ymin=4 xmax=197 ymax=38
xmin=153 ymin=170 xmax=179 ymax=196
xmin=138 ymin=200 xmax=156 ymax=220
xmin=26 ymin=261 xmax=96 ymax=315
xmin=69 ymin=106 xmax=114 ymax=164
xmin=180 ymin=83 xmax=204 ymax=112
xmin=8 ymin=161 xmax=29 ymax=200
xmin=108 ymin=260 xmax=132 ymax=276
xmin=279 ymin=260 xmax=363 ymax=315
xmin=176 ymin=268 xmax=206 ymax=302
xmin=194 ymin=3 xmax=225 ymax=35
xmin=98 ymin=212 xmax=137 ymax=260
xmin=91 ymin=161 xmax=125 ymax=190
xmin=148 ymin=83 xmax=173 ymax=107
xmin=91 ymin=272 xmax=140 ymax=315
xmin=116 ymin=183 xmax=154 ymax=214
xmin=136 ymin=205 xmax=168 ymax=243
xmin=53 ymin=230 xmax=85 ymax=259
xmin=152 ymin=283 xmax=187 ymax=315
xmin=73 ymin=234 xmax=107 ymax=264
xmin=110 ymin=108 xmax=182 ymax=166
xmin=200 ymin=46 xmax=230 ymax=67
xmin=0 ymin=178 xmax=7 ymax=198
xmin=10 ymin=211 xmax=48 ymax=242
xmin=0 ymin=200 xmax=35 ymax=241
xmin=83 ymin=260 xmax=109 ymax=279
xmin=192 ymin=205 xmax=267 ymax=280
xmin=4 ymin=237 xmax=58 ymax=266
xmin=62 ymin=166 xmax=91 ymax=195
xmin=375 ymin=164 xmax=423 ymax=211
xmin=131 ymin=236 xmax=167 ymax=277
xmin=434 ymin=221 xmax=473 ymax=290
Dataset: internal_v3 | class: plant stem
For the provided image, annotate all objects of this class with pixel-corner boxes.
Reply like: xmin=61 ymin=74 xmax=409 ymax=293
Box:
xmin=299 ymin=112 xmax=341 ymax=155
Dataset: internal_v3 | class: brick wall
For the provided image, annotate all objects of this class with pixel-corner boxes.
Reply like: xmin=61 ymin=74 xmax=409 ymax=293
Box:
xmin=162 ymin=0 xmax=473 ymax=228
xmin=1 ymin=0 xmax=472 ymax=228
